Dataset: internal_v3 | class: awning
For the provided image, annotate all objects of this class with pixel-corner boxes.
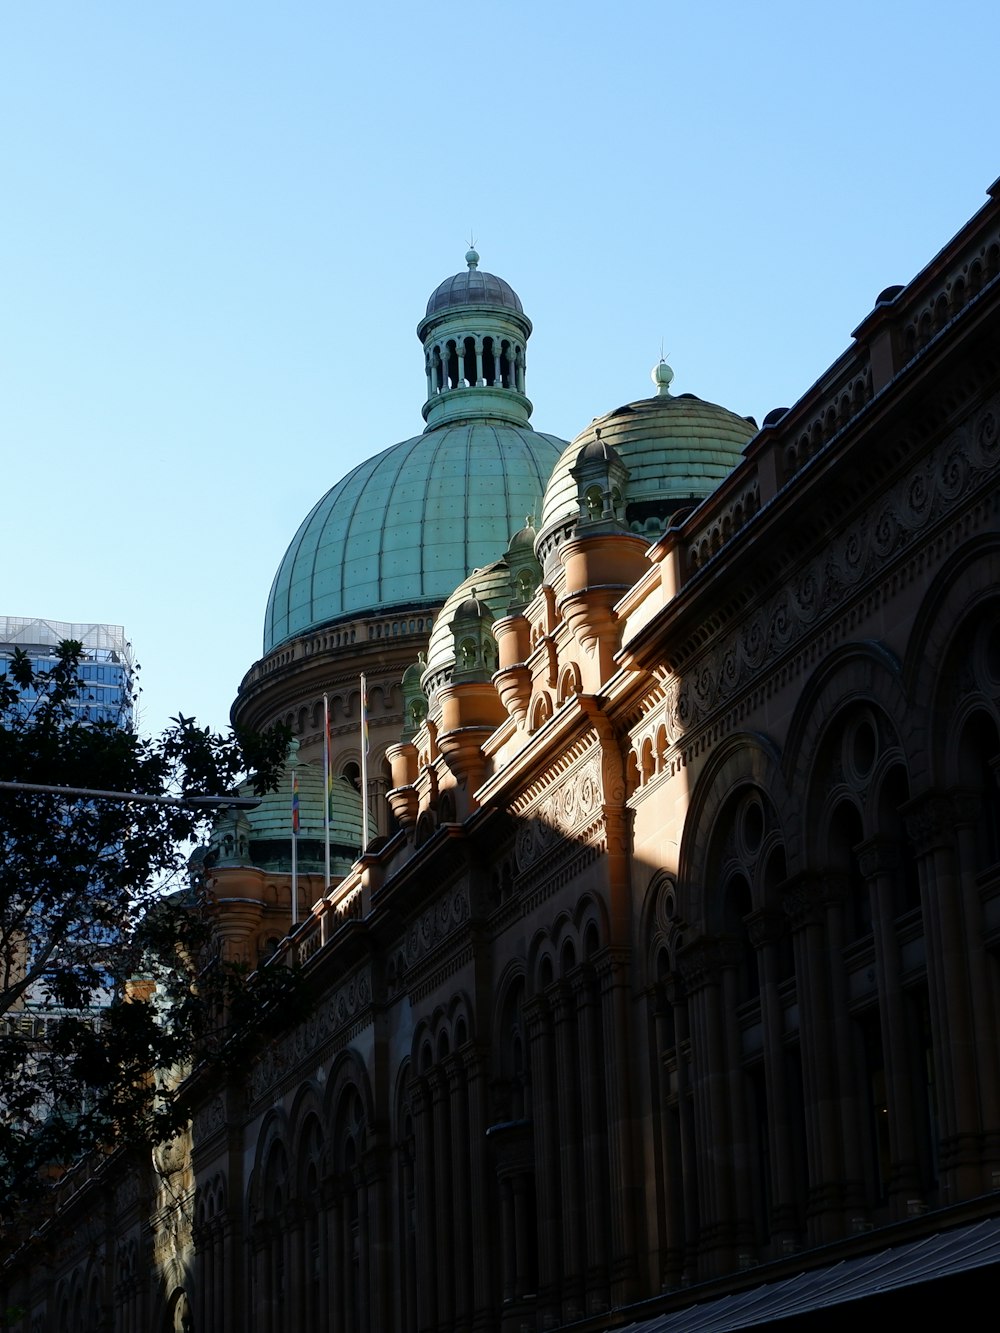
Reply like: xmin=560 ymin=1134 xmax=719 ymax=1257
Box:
xmin=616 ymin=1217 xmax=1000 ymax=1331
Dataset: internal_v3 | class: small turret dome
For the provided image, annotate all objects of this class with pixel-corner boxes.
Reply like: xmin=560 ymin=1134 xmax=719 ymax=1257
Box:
xmin=421 ymin=559 xmax=512 ymax=705
xmin=536 ymin=370 xmax=756 ymax=566
xmin=575 ymin=430 xmax=623 ymax=467
xmin=209 ymin=762 xmax=368 ymax=873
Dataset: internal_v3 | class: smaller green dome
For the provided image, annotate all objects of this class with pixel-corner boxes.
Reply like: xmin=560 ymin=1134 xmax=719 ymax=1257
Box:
xmin=209 ymin=762 xmax=370 ymax=874
xmin=537 ymin=383 xmax=756 ymax=560
xmin=422 ymin=559 xmax=513 ymax=704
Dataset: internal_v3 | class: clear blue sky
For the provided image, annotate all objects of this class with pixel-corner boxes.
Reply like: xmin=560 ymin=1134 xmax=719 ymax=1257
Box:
xmin=2 ymin=2 xmax=997 ymax=741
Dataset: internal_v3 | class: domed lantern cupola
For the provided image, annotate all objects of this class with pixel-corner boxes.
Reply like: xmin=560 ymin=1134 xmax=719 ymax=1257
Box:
xmin=570 ymin=427 xmax=630 ymax=532
xmin=417 ymin=248 xmax=535 ymax=430
xmin=400 ymin=653 xmax=429 ymax=741
xmin=450 ymin=589 xmax=498 ymax=685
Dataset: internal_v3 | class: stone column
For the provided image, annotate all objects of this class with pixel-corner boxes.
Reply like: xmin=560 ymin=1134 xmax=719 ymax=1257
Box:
xmin=857 ymin=836 xmax=921 ymax=1213
xmin=573 ymin=966 xmax=609 ymax=1313
xmin=499 ymin=1176 xmax=515 ymax=1304
xmin=213 ymin=1222 xmax=226 ymax=1333
xmin=362 ymin=1139 xmax=389 ymax=1333
xmin=524 ymin=996 xmax=561 ymax=1326
xmin=783 ymin=878 xmax=841 ymax=1242
xmin=551 ymin=981 xmax=584 ymax=1322
xmin=430 ymin=1068 xmax=454 ymax=1329
xmin=719 ymin=940 xmax=755 ymax=1259
xmin=906 ymin=792 xmax=980 ymax=1199
xmin=398 ymin=1140 xmax=417 ymax=1333
xmin=666 ymin=978 xmax=699 ymax=1284
xmin=286 ymin=1202 xmax=304 ymax=1331
xmin=745 ymin=909 xmax=798 ymax=1247
xmin=680 ymin=941 xmax=734 ymax=1273
xmin=953 ymin=789 xmax=1000 ymax=1179
xmin=410 ymin=1079 xmax=436 ymax=1332
xmin=461 ymin=1045 xmax=493 ymax=1327
xmin=819 ymin=873 xmax=867 ymax=1222
xmin=446 ymin=1055 xmax=472 ymax=1330
xmin=597 ymin=949 xmax=638 ymax=1304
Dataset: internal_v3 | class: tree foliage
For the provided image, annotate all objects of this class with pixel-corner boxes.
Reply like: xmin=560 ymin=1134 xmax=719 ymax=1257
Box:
xmin=0 ymin=641 xmax=293 ymax=1219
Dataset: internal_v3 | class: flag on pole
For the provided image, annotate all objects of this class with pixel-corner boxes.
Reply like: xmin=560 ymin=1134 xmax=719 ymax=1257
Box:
xmin=325 ymin=697 xmax=334 ymax=819
xmin=289 ymin=744 xmax=300 ymax=927
xmin=323 ymin=692 xmax=332 ymax=893
xmin=360 ymin=673 xmax=370 ymax=851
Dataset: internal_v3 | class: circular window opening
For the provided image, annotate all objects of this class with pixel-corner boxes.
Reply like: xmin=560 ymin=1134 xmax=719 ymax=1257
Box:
xmin=741 ymin=797 xmax=765 ymax=857
xmin=850 ymin=715 xmax=878 ymax=779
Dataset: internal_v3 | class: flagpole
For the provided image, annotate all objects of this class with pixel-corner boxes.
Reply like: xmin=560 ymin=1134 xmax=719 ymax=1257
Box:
xmin=323 ymin=692 xmax=331 ymax=894
xmin=360 ymin=672 xmax=369 ymax=852
xmin=289 ymin=741 xmax=299 ymax=928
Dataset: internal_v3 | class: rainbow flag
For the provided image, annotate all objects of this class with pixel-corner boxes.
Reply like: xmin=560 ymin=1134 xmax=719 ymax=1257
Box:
xmin=292 ymin=768 xmax=300 ymax=835
xmin=325 ymin=704 xmax=334 ymax=819
xmin=361 ymin=676 xmax=370 ymax=755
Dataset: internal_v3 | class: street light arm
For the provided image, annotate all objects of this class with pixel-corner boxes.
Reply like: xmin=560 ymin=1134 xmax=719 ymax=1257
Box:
xmin=0 ymin=780 xmax=261 ymax=810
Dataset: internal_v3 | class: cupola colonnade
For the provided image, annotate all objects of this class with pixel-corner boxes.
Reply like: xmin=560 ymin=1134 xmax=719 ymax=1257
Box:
xmin=425 ymin=333 xmax=525 ymax=396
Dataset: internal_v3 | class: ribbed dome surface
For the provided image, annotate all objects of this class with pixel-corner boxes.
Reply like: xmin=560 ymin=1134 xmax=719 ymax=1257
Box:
xmin=539 ymin=393 xmax=756 ymax=539
xmin=265 ymin=423 xmax=563 ymax=652
xmin=422 ymin=558 xmax=512 ymax=686
xmin=425 ymin=269 xmax=524 ymax=317
xmin=209 ymin=763 xmax=368 ymax=872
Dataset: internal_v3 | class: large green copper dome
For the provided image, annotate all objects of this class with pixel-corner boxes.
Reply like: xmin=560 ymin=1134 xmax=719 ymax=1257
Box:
xmin=265 ymin=424 xmax=563 ymax=651
xmin=263 ymin=251 xmax=566 ymax=654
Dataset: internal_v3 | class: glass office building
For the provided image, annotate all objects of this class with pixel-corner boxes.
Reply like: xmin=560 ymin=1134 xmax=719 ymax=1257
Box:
xmin=0 ymin=617 xmax=134 ymax=727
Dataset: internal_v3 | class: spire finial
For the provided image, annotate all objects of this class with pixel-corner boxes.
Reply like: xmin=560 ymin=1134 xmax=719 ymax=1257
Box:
xmin=466 ymin=233 xmax=480 ymax=270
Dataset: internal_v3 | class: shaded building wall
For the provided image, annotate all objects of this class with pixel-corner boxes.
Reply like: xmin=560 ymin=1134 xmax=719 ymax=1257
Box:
xmin=6 ymin=189 xmax=1000 ymax=1333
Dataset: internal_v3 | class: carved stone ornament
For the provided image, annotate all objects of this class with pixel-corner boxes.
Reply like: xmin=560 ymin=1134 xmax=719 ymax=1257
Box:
xmin=856 ymin=836 xmax=900 ymax=881
xmin=904 ymin=793 xmax=956 ymax=855
xmin=514 ymin=756 xmax=602 ymax=872
xmin=666 ymin=399 xmax=999 ymax=738
xmin=403 ymin=886 xmax=470 ymax=970
xmin=250 ymin=966 xmax=373 ymax=1100
xmin=192 ymin=1096 xmax=226 ymax=1144
xmin=113 ymin=1171 xmax=141 ymax=1213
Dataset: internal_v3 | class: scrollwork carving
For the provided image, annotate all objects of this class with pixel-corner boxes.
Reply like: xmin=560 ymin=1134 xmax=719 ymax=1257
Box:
xmin=192 ymin=1097 xmax=225 ymax=1143
xmin=665 ymin=395 xmax=999 ymax=740
xmin=514 ymin=757 xmax=603 ymax=871
xmin=249 ymin=965 xmax=373 ymax=1100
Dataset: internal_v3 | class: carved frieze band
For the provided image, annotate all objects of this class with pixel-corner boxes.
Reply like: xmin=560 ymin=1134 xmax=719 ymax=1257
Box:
xmin=191 ymin=1096 xmax=226 ymax=1145
xmin=514 ymin=756 xmax=603 ymax=874
xmin=403 ymin=886 xmax=470 ymax=969
xmin=662 ymin=398 xmax=999 ymax=744
xmin=250 ymin=965 xmax=373 ymax=1101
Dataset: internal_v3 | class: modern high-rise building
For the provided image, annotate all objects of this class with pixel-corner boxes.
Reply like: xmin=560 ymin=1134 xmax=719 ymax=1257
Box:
xmin=0 ymin=618 xmax=134 ymax=728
